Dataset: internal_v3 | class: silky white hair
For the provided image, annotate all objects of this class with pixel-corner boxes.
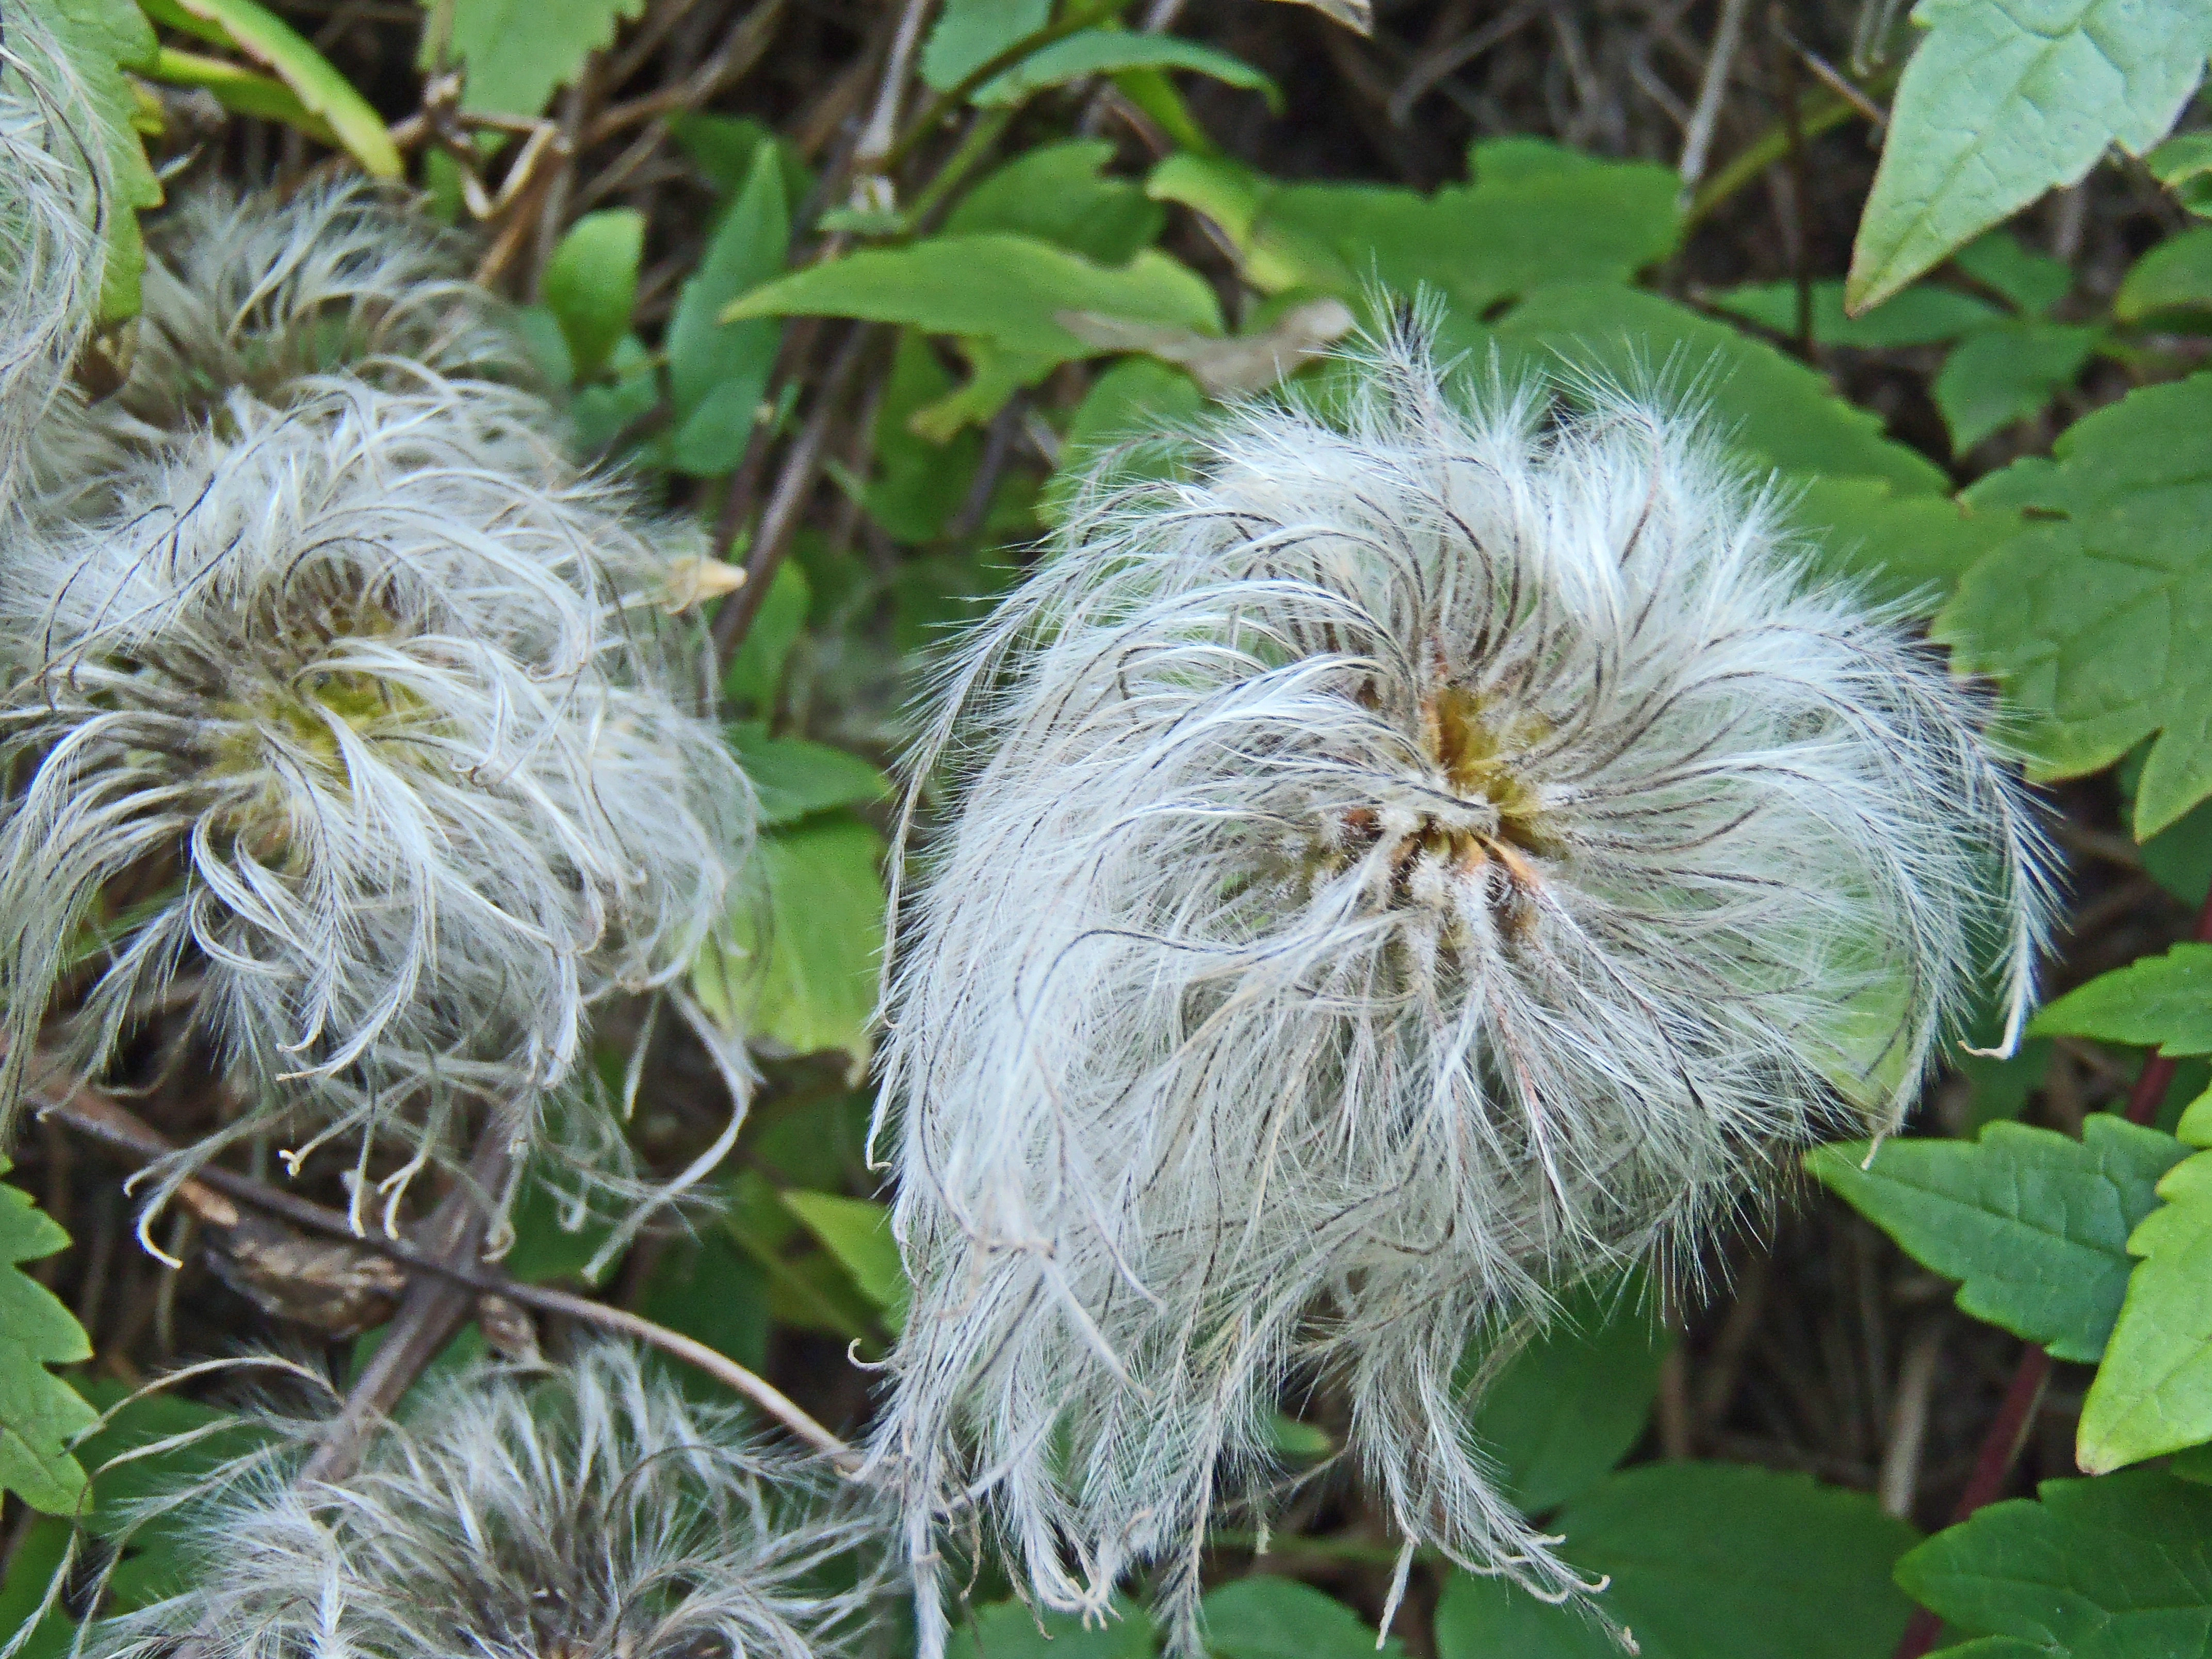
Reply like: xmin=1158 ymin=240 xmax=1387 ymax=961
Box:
xmin=0 ymin=13 xmax=105 ymax=514
xmin=0 ymin=380 xmax=751 ymax=1236
xmin=869 ymin=334 xmax=2059 ymax=1653
xmin=31 ymin=177 xmax=545 ymax=515
xmin=74 ymin=1346 xmax=885 ymax=1659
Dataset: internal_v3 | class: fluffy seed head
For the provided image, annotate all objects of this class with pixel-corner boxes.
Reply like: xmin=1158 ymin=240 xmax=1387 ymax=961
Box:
xmin=79 ymin=1346 xmax=885 ymax=1659
xmin=0 ymin=381 xmax=750 ymax=1227
xmin=0 ymin=17 xmax=105 ymax=512
xmin=870 ymin=335 xmax=2058 ymax=1651
xmin=32 ymin=178 xmax=543 ymax=514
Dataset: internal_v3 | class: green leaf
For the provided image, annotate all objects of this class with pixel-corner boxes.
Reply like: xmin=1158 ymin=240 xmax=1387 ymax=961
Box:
xmin=1710 ymin=280 xmax=2005 ymax=348
xmin=945 ymin=140 xmax=1165 ymax=266
xmin=436 ymin=0 xmax=642 ymax=115
xmin=1040 ymin=355 xmax=1206 ymax=524
xmin=2147 ymin=131 xmax=2212 ymax=216
xmin=2076 ymin=1145 xmax=2212 ymax=1470
xmin=1951 ymin=233 xmax=2075 ymax=318
xmin=638 ymin=1225 xmax=770 ymax=1372
xmin=23 ymin=0 xmax=162 ymax=320
xmin=1469 ymin=1273 xmax=1669 ymax=1514
xmin=2116 ymin=224 xmax=2212 ymax=322
xmin=1938 ymin=372 xmax=2212 ymax=834
xmin=141 ymin=47 xmax=338 ymax=143
xmin=1807 ymin=1116 xmax=2188 ymax=1362
xmin=723 ymin=235 xmax=1221 ymax=359
xmin=695 ymin=814 xmax=884 ymax=1060
xmin=0 ymin=1514 xmax=73 ymax=1657
xmin=780 ymin=1191 xmax=906 ymax=1326
xmin=139 ymin=0 xmax=398 ymax=175
xmin=1790 ymin=477 xmax=2020 ymax=612
xmin=1491 ymin=284 xmax=1949 ymax=495
xmin=1932 ymin=321 xmax=2100 ymax=452
xmin=971 ymin=30 xmax=1279 ymax=109
xmin=1201 ymin=1577 xmax=1402 ymax=1658
xmin=2035 ymin=944 xmax=2212 ymax=1054
xmin=951 ymin=1596 xmax=1155 ymax=1659
xmin=1895 ymin=1470 xmax=2212 ymax=1657
xmin=1435 ymin=1463 xmax=1918 ymax=1659
xmin=0 ymin=1159 xmax=94 ymax=1516
xmin=569 ymin=333 xmax=657 ymax=452
xmin=721 ymin=560 xmax=809 ymax=712
xmin=865 ymin=334 xmax=984 ymax=542
xmin=1846 ymin=0 xmax=2212 ymax=312
xmin=665 ymin=148 xmax=788 ymax=476
xmin=725 ymin=723 xmax=886 ymax=828
xmin=920 ymin=0 xmax=1052 ymax=92
xmin=909 ymin=337 xmax=1060 ymax=441
xmin=542 ymin=209 xmax=644 ymax=382
xmin=1153 ymin=148 xmax=1679 ymax=315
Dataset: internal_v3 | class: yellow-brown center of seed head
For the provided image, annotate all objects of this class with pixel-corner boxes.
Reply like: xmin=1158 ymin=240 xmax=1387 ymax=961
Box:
xmin=1319 ymin=680 xmax=1562 ymax=936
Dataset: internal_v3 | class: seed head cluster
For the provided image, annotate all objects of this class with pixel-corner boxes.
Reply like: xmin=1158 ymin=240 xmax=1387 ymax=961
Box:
xmin=869 ymin=337 xmax=2058 ymax=1651
xmin=80 ymin=1346 xmax=884 ymax=1659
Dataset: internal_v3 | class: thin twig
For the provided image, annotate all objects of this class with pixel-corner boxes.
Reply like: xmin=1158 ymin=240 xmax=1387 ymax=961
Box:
xmin=36 ymin=1083 xmax=857 ymax=1466
xmin=1677 ymin=0 xmax=1749 ymax=194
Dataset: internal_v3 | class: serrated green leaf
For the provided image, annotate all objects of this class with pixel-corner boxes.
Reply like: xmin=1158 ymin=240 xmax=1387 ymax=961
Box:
xmin=694 ymin=814 xmax=884 ymax=1060
xmin=725 ymin=722 xmax=886 ymax=828
xmin=2116 ymin=224 xmax=2212 ymax=322
xmin=1847 ymin=0 xmax=2212 ymax=312
xmin=1435 ymin=1463 xmax=1917 ymax=1659
xmin=435 ymin=0 xmax=642 ymax=115
xmin=0 ymin=1159 xmax=94 ymax=1516
xmin=1895 ymin=1470 xmax=2212 ymax=1656
xmin=22 ymin=0 xmax=162 ymax=320
xmin=2035 ymin=943 xmax=2212 ymax=1054
xmin=1201 ymin=1577 xmax=1403 ymax=1658
xmin=665 ymin=147 xmax=787 ymax=476
xmin=1710 ymin=280 xmax=2004 ymax=348
xmin=1468 ymin=1272 xmax=1669 ymax=1514
xmin=1807 ymin=1116 xmax=2188 ymax=1362
xmin=971 ymin=29 xmax=1278 ymax=109
xmin=1790 ymin=477 xmax=2019 ymax=612
xmin=1937 ymin=372 xmax=2212 ymax=834
xmin=723 ymin=236 xmax=1220 ymax=359
xmin=1491 ymin=284 xmax=1949 ymax=495
xmin=946 ymin=140 xmax=1165 ymax=266
xmin=139 ymin=0 xmax=397 ymax=175
xmin=541 ymin=209 xmax=643 ymax=382
xmin=920 ymin=0 xmax=1052 ymax=92
xmin=780 ymin=1191 xmax=905 ymax=1326
xmin=951 ymin=1596 xmax=1154 ymax=1659
xmin=2147 ymin=130 xmax=2212 ymax=216
xmin=2076 ymin=1146 xmax=2212 ymax=1470
xmin=1932 ymin=321 xmax=2100 ymax=453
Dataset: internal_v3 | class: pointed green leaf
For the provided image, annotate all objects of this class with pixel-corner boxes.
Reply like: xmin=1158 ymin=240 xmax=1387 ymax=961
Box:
xmin=946 ymin=140 xmax=1165 ymax=266
xmin=970 ymin=30 xmax=1279 ymax=109
xmin=725 ymin=723 xmax=886 ymax=829
xmin=1895 ymin=1471 xmax=2212 ymax=1657
xmin=0 ymin=1159 xmax=94 ymax=1515
xmin=1938 ymin=372 xmax=2212 ymax=834
xmin=1932 ymin=321 xmax=2099 ymax=453
xmin=665 ymin=147 xmax=788 ymax=475
xmin=722 ymin=236 xmax=1221 ymax=359
xmin=2147 ymin=131 xmax=2212 ymax=216
xmin=920 ymin=0 xmax=1051 ymax=92
xmin=2116 ymin=225 xmax=2212 ymax=322
xmin=1202 ymin=1577 xmax=1404 ymax=1658
xmin=1806 ymin=1116 xmax=2189 ymax=1362
xmin=2076 ymin=1147 xmax=2212 ymax=1471
xmin=780 ymin=1191 xmax=905 ymax=1326
xmin=1847 ymin=0 xmax=2212 ymax=312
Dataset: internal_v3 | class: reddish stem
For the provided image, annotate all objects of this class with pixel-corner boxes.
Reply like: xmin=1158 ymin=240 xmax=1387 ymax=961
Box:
xmin=1894 ymin=880 xmax=2212 ymax=1657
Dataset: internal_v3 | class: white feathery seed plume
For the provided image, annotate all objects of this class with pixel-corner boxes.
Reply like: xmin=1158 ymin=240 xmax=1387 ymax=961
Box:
xmin=0 ymin=379 xmax=752 ymax=1242
xmin=0 ymin=11 xmax=106 ymax=514
xmin=869 ymin=330 xmax=2059 ymax=1654
xmin=32 ymin=177 xmax=545 ymax=515
xmin=55 ymin=1346 xmax=885 ymax=1659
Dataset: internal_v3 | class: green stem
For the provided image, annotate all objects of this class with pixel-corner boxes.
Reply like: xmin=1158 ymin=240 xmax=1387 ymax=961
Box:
xmin=1682 ymin=63 xmax=1900 ymax=232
